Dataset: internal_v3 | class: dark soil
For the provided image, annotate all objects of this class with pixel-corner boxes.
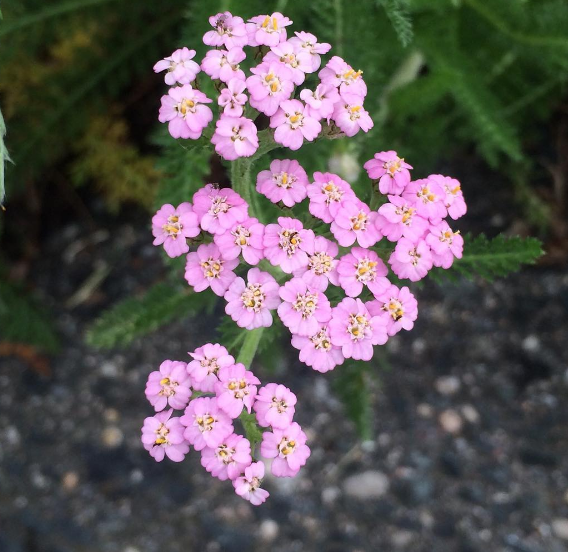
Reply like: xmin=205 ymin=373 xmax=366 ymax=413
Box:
xmin=1 ymin=160 xmax=568 ymax=552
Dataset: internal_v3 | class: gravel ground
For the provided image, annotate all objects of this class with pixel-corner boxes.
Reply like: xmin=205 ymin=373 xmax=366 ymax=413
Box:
xmin=1 ymin=196 xmax=568 ymax=552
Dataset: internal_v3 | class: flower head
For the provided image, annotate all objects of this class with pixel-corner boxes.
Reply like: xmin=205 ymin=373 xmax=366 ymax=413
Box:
xmin=307 ymin=172 xmax=356 ymax=223
xmin=193 ymin=184 xmax=248 ymax=234
xmin=145 ymin=360 xmax=192 ymax=411
xmin=319 ymin=56 xmax=367 ymax=102
xmin=329 ymin=298 xmax=388 ymax=361
xmin=291 ymin=323 xmax=344 ymax=373
xmin=376 ymin=195 xmax=429 ymax=243
xmin=389 ymin=238 xmax=433 ymax=281
xmin=332 ymin=100 xmax=373 ymax=137
xmin=188 ymin=343 xmax=235 ymax=393
xmin=403 ymin=178 xmax=447 ymax=222
xmin=215 ymin=363 xmax=261 ymax=418
xmin=203 ymin=12 xmax=248 ymax=50
xmin=425 ymin=221 xmax=463 ymax=269
xmin=254 ymin=383 xmax=297 ymax=429
xmin=270 ymin=99 xmax=322 ymax=150
xmin=337 ymin=247 xmax=389 ymax=298
xmin=264 ymin=41 xmax=312 ymax=85
xmin=429 ymin=174 xmax=467 ymax=220
xmin=141 ymin=409 xmax=189 ymax=462
xmin=293 ymin=236 xmax=339 ymax=292
xmin=300 ymin=83 xmax=340 ymax=121
xmin=233 ymin=461 xmax=270 ymax=505
xmin=289 ymin=31 xmax=331 ymax=71
xmin=364 ymin=151 xmax=413 ymax=195
xmin=218 ymin=78 xmax=248 ymax=117
xmin=211 ymin=116 xmax=259 ymax=160
xmin=263 ymin=217 xmax=315 ymax=273
xmin=224 ymin=268 xmax=280 ymax=330
xmin=256 ymin=158 xmax=309 ymax=207
xmin=201 ymin=48 xmax=246 ymax=83
xmin=278 ymin=277 xmax=332 ymax=336
xmin=366 ymin=285 xmax=418 ymax=336
xmin=246 ymin=61 xmax=294 ymax=116
xmin=152 ymin=203 xmax=200 ymax=258
xmin=213 ymin=217 xmax=265 ymax=265
xmin=154 ymin=47 xmax=200 ymax=85
xmin=180 ymin=397 xmax=234 ymax=451
xmin=260 ymin=422 xmax=310 ymax=477
xmin=201 ymin=433 xmax=252 ymax=481
xmin=331 ymin=200 xmax=382 ymax=248
xmin=246 ymin=13 xmax=292 ymax=47
xmin=158 ymin=85 xmax=213 ymax=139
xmin=184 ymin=243 xmax=238 ymax=296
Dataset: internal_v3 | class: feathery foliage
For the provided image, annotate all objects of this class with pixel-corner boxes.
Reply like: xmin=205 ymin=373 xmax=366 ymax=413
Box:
xmin=377 ymin=0 xmax=414 ymax=47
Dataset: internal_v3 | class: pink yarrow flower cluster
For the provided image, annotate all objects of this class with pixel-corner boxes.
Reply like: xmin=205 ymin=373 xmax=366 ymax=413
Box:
xmin=141 ymin=344 xmax=310 ymax=505
xmin=155 ymin=11 xmax=373 ymax=160
xmin=146 ymin=10 xmax=470 ymax=507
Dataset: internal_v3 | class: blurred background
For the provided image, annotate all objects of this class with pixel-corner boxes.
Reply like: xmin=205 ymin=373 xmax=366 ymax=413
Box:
xmin=1 ymin=0 xmax=568 ymax=551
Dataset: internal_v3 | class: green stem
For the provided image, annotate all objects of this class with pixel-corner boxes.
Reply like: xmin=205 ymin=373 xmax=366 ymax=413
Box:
xmin=236 ymin=327 xmax=264 ymax=369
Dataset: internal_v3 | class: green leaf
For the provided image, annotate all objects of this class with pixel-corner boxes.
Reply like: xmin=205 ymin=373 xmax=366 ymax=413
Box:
xmin=239 ymin=410 xmax=265 ymax=453
xmin=332 ymin=360 xmax=374 ymax=440
xmin=429 ymin=233 xmax=544 ymax=283
xmin=0 ymin=280 xmax=60 ymax=353
xmin=86 ymin=282 xmax=210 ymax=349
xmin=378 ymin=0 xmax=414 ymax=47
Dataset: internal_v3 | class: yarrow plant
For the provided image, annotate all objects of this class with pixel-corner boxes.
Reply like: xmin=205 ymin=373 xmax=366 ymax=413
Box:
xmin=143 ymin=10 xmax=469 ymax=506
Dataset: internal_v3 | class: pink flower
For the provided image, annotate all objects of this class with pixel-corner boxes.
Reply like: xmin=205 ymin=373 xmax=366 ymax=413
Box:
xmin=278 ymin=277 xmax=332 ymax=336
xmin=291 ymin=323 xmax=344 ymax=373
xmin=201 ymin=48 xmax=246 ymax=83
xmin=300 ymin=83 xmax=340 ymax=121
xmin=153 ymin=47 xmax=200 ymax=85
xmin=293 ymin=236 xmax=339 ymax=292
xmin=233 ymin=461 xmax=270 ymax=505
xmin=389 ymin=238 xmax=433 ymax=281
xmin=332 ymin=101 xmax=373 ymax=137
xmin=193 ymin=184 xmax=248 ymax=235
xmin=215 ymin=363 xmax=260 ymax=418
xmin=330 ymin=200 xmax=382 ymax=248
xmin=260 ymin=422 xmax=310 ymax=477
xmin=203 ymin=12 xmax=248 ymax=50
xmin=256 ymin=159 xmax=308 ymax=207
xmin=224 ymin=268 xmax=280 ymax=330
xmin=180 ymin=397 xmax=234 ymax=451
xmin=319 ymin=56 xmax=367 ymax=102
xmin=264 ymin=41 xmax=312 ymax=85
xmin=402 ymin=178 xmax=447 ymax=222
xmin=246 ymin=61 xmax=294 ymax=116
xmin=254 ymin=383 xmax=297 ymax=429
xmin=337 ymin=248 xmax=389 ymax=298
xmin=213 ymin=217 xmax=265 ymax=265
xmin=429 ymin=174 xmax=467 ymax=220
xmin=366 ymin=285 xmax=418 ymax=336
xmin=211 ymin=115 xmax=259 ymax=160
xmin=218 ymin=79 xmax=248 ymax=117
xmin=145 ymin=360 xmax=192 ymax=412
xmin=328 ymin=298 xmax=388 ymax=361
xmin=376 ymin=195 xmax=429 ymax=243
xmin=425 ymin=221 xmax=464 ymax=269
xmin=184 ymin=243 xmax=238 ymax=296
xmin=246 ymin=13 xmax=292 ymax=47
xmin=152 ymin=202 xmax=200 ymax=258
xmin=141 ymin=409 xmax=189 ymax=462
xmin=158 ymin=85 xmax=213 ymax=139
xmin=364 ymin=151 xmax=413 ymax=195
xmin=289 ymin=31 xmax=331 ymax=72
xmin=307 ymin=172 xmax=357 ymax=223
xmin=270 ymin=99 xmax=322 ymax=150
xmin=188 ymin=343 xmax=235 ymax=393
xmin=201 ymin=433 xmax=252 ymax=481
xmin=263 ymin=217 xmax=314 ymax=273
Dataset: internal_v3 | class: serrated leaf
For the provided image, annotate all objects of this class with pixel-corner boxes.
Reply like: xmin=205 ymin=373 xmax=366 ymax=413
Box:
xmin=86 ymin=282 xmax=210 ymax=349
xmin=378 ymin=0 xmax=414 ymax=47
xmin=430 ymin=233 xmax=544 ymax=283
xmin=239 ymin=410 xmax=265 ymax=454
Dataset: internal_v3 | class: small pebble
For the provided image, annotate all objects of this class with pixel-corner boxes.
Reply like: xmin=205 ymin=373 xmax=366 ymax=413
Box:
xmin=258 ymin=519 xmax=279 ymax=542
xmin=461 ymin=404 xmax=480 ymax=424
xmin=62 ymin=471 xmax=79 ymax=491
xmin=439 ymin=409 xmax=463 ymax=434
xmin=522 ymin=335 xmax=540 ymax=352
xmin=101 ymin=426 xmax=124 ymax=448
xmin=343 ymin=471 xmax=389 ymax=500
xmin=417 ymin=403 xmax=434 ymax=418
xmin=435 ymin=376 xmax=461 ymax=396
xmin=552 ymin=519 xmax=568 ymax=541
xmin=321 ymin=486 xmax=341 ymax=505
xmin=391 ymin=530 xmax=413 ymax=548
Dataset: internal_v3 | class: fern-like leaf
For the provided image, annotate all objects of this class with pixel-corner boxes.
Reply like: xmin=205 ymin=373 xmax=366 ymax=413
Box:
xmin=377 ymin=0 xmax=414 ymax=47
xmin=0 ymin=107 xmax=10 ymax=205
xmin=86 ymin=282 xmax=210 ymax=349
xmin=430 ymin=233 xmax=544 ymax=283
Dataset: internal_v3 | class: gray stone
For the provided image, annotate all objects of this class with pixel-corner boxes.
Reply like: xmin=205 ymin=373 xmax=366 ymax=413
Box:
xmin=343 ymin=471 xmax=390 ymax=500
